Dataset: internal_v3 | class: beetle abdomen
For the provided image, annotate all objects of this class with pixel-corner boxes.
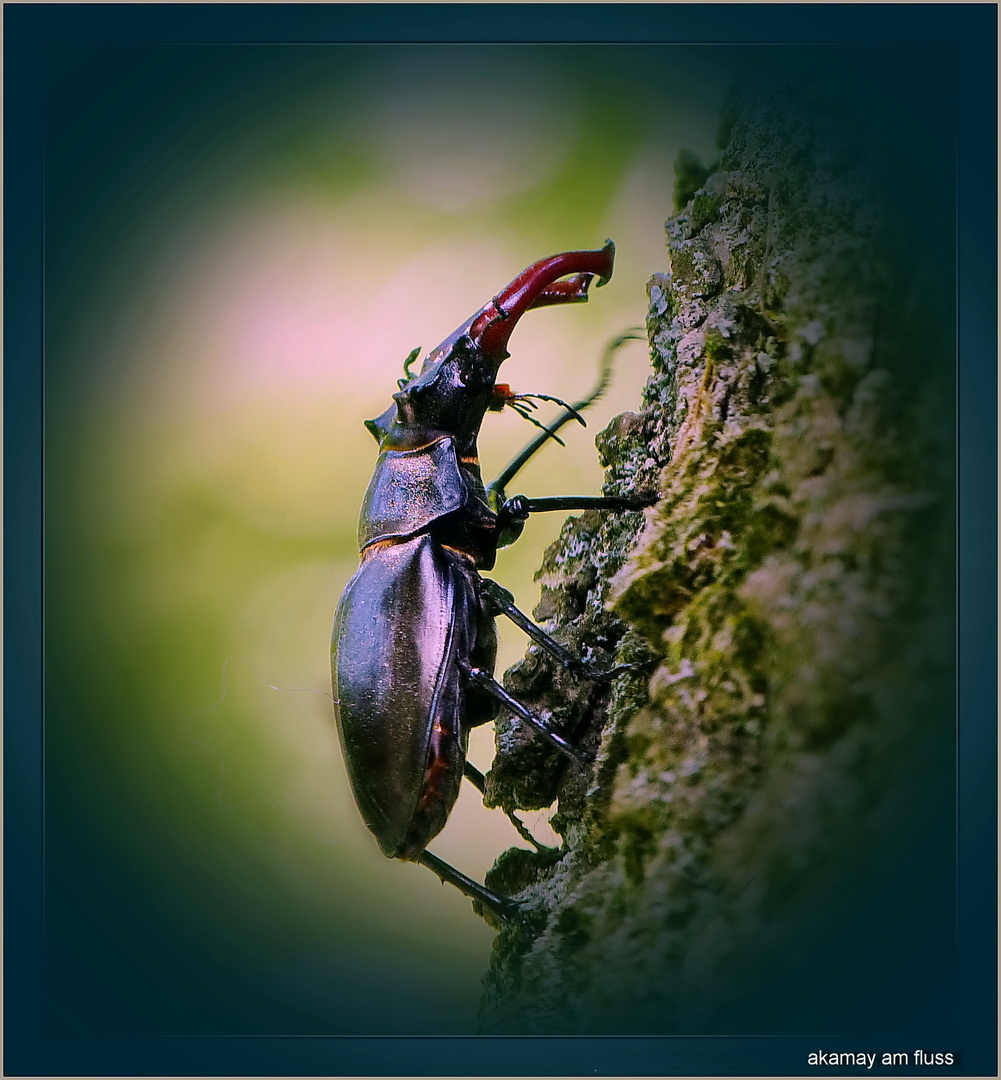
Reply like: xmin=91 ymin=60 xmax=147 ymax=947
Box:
xmin=332 ymin=535 xmax=470 ymax=859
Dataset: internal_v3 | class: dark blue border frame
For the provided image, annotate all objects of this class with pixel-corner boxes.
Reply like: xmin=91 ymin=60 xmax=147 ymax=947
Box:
xmin=5 ymin=5 xmax=996 ymax=1076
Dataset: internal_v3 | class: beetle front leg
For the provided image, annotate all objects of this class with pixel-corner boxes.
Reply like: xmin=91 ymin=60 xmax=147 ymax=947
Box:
xmin=494 ymin=491 xmax=656 ymax=551
xmin=498 ymin=492 xmax=656 ymax=530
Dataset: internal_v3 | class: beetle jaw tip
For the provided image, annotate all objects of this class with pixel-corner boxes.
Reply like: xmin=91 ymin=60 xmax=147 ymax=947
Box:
xmin=596 ymin=238 xmax=615 ymax=286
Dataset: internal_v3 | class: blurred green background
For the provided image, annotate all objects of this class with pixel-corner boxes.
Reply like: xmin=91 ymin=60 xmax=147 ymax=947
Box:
xmin=43 ymin=43 xmax=732 ymax=1034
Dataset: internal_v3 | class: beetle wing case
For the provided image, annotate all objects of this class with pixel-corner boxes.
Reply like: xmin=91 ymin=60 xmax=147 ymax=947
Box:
xmin=332 ymin=535 xmax=471 ymax=859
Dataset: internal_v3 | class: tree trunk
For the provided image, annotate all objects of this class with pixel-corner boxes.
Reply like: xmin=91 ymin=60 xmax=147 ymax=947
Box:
xmin=479 ymin=67 xmax=955 ymax=1036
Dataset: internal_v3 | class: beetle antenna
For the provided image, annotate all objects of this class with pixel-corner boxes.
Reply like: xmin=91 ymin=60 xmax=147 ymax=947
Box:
xmin=487 ymin=329 xmax=643 ymax=498
xmin=508 ymin=402 xmax=568 ymax=447
xmin=491 ymin=386 xmax=586 ymax=446
xmin=513 ymin=392 xmax=587 ymax=427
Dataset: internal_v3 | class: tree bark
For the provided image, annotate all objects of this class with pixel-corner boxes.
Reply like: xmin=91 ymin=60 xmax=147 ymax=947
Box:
xmin=479 ymin=68 xmax=955 ymax=1035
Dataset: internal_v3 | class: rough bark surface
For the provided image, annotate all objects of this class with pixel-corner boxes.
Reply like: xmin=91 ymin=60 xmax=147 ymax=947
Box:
xmin=479 ymin=73 xmax=954 ymax=1035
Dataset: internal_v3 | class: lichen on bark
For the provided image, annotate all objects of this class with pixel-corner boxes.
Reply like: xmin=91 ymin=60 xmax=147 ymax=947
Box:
xmin=479 ymin=68 xmax=955 ymax=1035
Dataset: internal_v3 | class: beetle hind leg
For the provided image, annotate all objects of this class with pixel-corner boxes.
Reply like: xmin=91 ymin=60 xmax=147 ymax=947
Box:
xmin=463 ymin=762 xmax=552 ymax=852
xmin=418 ymin=849 xmax=524 ymax=925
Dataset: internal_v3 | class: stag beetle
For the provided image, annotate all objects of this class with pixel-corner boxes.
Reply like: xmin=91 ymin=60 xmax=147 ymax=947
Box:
xmin=331 ymin=242 xmax=652 ymax=921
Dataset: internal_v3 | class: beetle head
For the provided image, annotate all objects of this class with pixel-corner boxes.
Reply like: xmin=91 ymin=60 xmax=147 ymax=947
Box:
xmin=367 ymin=242 xmax=615 ymax=449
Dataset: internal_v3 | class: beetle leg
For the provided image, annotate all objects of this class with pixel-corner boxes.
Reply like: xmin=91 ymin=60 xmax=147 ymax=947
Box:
xmin=463 ymin=760 xmax=486 ymax=791
xmin=463 ymin=762 xmax=551 ymax=852
xmin=479 ymin=576 xmax=637 ymax=682
xmin=418 ymin=849 xmax=524 ymax=924
xmin=498 ymin=492 xmax=657 ymax=529
xmin=492 ymin=490 xmax=656 ymax=550
xmin=462 ymin=582 xmax=501 ymax=728
xmin=460 ymin=663 xmax=593 ymax=765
